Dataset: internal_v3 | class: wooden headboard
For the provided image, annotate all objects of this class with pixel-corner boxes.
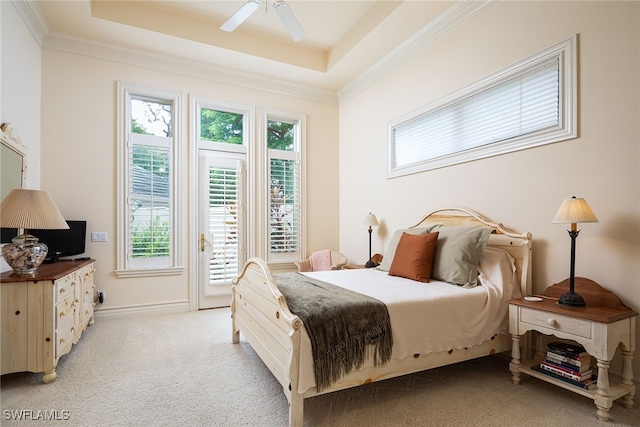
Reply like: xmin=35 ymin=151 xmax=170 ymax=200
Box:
xmin=411 ymin=207 xmax=533 ymax=297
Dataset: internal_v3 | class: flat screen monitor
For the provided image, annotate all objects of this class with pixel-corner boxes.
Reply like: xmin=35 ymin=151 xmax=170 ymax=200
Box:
xmin=28 ymin=220 xmax=87 ymax=262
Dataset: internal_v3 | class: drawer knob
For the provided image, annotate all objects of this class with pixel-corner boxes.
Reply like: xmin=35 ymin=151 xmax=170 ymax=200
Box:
xmin=547 ymin=318 xmax=557 ymax=327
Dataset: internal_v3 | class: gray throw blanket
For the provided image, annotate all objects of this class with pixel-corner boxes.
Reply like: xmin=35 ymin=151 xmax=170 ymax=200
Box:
xmin=275 ymin=272 xmax=393 ymax=392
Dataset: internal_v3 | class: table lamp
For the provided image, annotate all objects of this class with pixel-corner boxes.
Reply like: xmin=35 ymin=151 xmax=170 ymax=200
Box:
xmin=1 ymin=189 xmax=69 ymax=276
xmin=363 ymin=212 xmax=379 ymax=268
xmin=552 ymin=196 xmax=598 ymax=307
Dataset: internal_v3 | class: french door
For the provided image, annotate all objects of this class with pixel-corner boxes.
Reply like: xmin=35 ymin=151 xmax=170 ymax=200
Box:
xmin=198 ymin=151 xmax=246 ymax=309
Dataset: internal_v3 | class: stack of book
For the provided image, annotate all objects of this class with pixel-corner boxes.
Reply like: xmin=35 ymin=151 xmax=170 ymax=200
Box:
xmin=532 ymin=341 xmax=597 ymax=390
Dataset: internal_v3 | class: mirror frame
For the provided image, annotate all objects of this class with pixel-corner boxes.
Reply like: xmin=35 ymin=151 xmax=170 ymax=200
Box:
xmin=1 ymin=123 xmax=28 ymax=244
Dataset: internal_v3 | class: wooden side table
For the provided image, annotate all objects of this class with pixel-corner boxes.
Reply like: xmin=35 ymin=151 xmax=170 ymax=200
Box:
xmin=508 ymin=277 xmax=637 ymax=422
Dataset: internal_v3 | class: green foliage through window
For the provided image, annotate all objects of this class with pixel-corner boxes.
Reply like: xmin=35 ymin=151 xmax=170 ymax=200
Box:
xmin=132 ymin=215 xmax=170 ymax=258
xmin=267 ymin=120 xmax=294 ymax=151
xmin=200 ymin=109 xmax=243 ymax=144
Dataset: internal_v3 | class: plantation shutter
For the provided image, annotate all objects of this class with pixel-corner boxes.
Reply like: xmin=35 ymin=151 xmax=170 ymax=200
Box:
xmin=268 ymin=153 xmax=299 ymax=261
xmin=206 ymin=158 xmax=243 ymax=286
xmin=393 ymin=58 xmax=560 ymax=170
xmin=128 ymin=133 xmax=171 ymax=269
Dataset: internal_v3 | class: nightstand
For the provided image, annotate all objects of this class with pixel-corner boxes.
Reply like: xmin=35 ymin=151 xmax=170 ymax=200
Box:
xmin=508 ymin=278 xmax=637 ymax=421
xmin=343 ymin=253 xmax=382 ymax=269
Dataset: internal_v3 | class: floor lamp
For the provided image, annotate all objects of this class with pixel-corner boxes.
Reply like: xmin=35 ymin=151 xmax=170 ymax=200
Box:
xmin=552 ymin=196 xmax=598 ymax=307
xmin=363 ymin=213 xmax=379 ymax=268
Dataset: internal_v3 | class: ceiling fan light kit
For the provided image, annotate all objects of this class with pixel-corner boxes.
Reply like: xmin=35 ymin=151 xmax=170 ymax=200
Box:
xmin=221 ymin=0 xmax=307 ymax=42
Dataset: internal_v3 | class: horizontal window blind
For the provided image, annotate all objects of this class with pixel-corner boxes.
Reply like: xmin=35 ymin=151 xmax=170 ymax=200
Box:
xmin=393 ymin=59 xmax=560 ymax=169
xmin=207 ymin=165 xmax=240 ymax=286
xmin=129 ymin=141 xmax=171 ymax=264
xmin=269 ymin=157 xmax=299 ymax=254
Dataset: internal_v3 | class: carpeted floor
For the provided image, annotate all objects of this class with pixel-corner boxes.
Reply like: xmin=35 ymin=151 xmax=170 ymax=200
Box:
xmin=1 ymin=308 xmax=639 ymax=426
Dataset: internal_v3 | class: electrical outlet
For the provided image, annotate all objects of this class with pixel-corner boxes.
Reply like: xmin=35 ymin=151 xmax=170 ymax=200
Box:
xmin=98 ymin=290 xmax=105 ymax=304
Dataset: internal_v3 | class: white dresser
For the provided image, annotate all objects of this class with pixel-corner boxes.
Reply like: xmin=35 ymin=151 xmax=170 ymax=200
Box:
xmin=1 ymin=259 xmax=96 ymax=383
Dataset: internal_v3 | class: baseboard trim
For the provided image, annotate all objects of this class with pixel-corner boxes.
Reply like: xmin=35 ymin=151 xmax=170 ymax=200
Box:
xmin=93 ymin=300 xmax=190 ymax=318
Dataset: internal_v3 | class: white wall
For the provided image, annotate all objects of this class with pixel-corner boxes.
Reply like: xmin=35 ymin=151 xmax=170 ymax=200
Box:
xmin=339 ymin=1 xmax=639 ymax=375
xmin=40 ymin=49 xmax=339 ymax=311
xmin=1 ymin=1 xmax=42 ymax=272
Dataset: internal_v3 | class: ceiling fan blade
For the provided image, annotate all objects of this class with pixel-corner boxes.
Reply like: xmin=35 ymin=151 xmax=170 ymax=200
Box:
xmin=272 ymin=0 xmax=307 ymax=42
xmin=220 ymin=0 xmax=262 ymax=32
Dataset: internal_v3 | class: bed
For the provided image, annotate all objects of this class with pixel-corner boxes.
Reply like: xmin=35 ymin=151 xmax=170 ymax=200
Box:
xmin=231 ymin=207 xmax=532 ymax=426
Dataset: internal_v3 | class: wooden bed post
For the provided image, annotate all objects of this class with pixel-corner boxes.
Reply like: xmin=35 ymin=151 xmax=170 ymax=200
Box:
xmin=231 ymin=276 xmax=240 ymax=344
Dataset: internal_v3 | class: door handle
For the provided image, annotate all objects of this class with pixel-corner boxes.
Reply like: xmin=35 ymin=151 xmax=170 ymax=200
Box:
xmin=200 ymin=234 xmax=212 ymax=253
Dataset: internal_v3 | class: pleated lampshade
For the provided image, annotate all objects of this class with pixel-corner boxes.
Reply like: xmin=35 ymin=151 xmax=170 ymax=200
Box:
xmin=1 ymin=189 xmax=69 ymax=230
xmin=552 ymin=197 xmax=598 ymax=224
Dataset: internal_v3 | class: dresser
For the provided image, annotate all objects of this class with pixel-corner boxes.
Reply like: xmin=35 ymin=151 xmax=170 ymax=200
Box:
xmin=1 ymin=259 xmax=96 ymax=383
xmin=508 ymin=278 xmax=637 ymax=421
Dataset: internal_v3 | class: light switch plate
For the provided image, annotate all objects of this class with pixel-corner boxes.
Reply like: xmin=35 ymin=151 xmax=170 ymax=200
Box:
xmin=91 ymin=232 xmax=108 ymax=242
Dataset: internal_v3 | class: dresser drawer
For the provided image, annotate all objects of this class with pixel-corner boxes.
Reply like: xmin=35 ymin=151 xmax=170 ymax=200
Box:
xmin=521 ymin=307 xmax=592 ymax=339
xmin=55 ymin=294 xmax=75 ymax=329
xmin=55 ymin=273 xmax=76 ymax=303
xmin=55 ymin=318 xmax=75 ymax=359
xmin=78 ymin=263 xmax=95 ymax=287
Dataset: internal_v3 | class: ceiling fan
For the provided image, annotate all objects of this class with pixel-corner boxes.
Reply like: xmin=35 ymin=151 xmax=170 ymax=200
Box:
xmin=220 ymin=0 xmax=307 ymax=42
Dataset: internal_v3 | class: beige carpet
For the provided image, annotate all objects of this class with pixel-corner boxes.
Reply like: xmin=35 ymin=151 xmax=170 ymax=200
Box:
xmin=1 ymin=308 xmax=639 ymax=427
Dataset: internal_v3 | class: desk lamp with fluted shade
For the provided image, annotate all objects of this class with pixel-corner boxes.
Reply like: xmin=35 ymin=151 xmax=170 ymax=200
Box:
xmin=1 ymin=189 xmax=69 ymax=276
xmin=363 ymin=213 xmax=379 ymax=268
xmin=552 ymin=196 xmax=598 ymax=307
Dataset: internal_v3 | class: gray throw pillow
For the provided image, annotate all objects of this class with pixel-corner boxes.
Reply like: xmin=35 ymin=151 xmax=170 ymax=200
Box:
xmin=430 ymin=225 xmax=493 ymax=288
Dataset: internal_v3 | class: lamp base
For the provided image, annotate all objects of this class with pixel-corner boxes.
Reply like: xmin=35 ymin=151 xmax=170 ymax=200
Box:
xmin=364 ymin=260 xmax=378 ymax=268
xmin=2 ymin=234 xmax=48 ymax=277
xmin=558 ymin=291 xmax=587 ymax=307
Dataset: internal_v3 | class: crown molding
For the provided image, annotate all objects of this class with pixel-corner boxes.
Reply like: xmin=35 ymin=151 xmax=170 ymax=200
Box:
xmin=337 ymin=0 xmax=496 ymax=104
xmin=11 ymin=0 xmax=49 ymax=48
xmin=17 ymin=0 xmax=494 ymax=106
xmin=42 ymin=33 xmax=338 ymax=105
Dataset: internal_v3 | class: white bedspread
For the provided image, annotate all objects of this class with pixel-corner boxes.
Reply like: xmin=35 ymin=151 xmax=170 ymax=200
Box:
xmin=296 ymin=246 xmax=520 ymax=393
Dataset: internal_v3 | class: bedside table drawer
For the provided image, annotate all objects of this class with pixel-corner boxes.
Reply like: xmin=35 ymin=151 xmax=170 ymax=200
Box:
xmin=521 ymin=307 xmax=591 ymax=339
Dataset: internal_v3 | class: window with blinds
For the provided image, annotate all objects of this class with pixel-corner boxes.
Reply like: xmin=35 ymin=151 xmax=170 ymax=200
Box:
xmin=128 ymin=98 xmax=173 ymax=269
xmin=389 ymin=36 xmax=576 ymax=178
xmin=117 ymin=87 xmax=183 ymax=276
xmin=266 ymin=117 xmax=302 ymax=262
xmin=207 ymin=165 xmax=240 ymax=285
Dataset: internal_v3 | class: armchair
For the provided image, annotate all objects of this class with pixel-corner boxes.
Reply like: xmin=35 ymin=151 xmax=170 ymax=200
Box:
xmin=295 ymin=250 xmax=348 ymax=272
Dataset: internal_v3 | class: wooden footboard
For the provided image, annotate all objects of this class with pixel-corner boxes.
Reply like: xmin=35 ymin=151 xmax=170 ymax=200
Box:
xmin=231 ymin=257 xmax=305 ymax=426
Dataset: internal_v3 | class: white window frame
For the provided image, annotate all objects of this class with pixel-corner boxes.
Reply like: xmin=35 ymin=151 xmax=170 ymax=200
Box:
xmin=388 ymin=35 xmax=577 ymax=178
xmin=188 ymin=96 xmax=255 ymax=310
xmin=116 ymin=83 xmax=184 ymax=277
xmin=260 ymin=108 xmax=306 ymax=265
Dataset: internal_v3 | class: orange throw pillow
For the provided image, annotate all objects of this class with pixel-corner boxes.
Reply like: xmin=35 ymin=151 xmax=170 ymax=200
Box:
xmin=388 ymin=231 xmax=439 ymax=282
